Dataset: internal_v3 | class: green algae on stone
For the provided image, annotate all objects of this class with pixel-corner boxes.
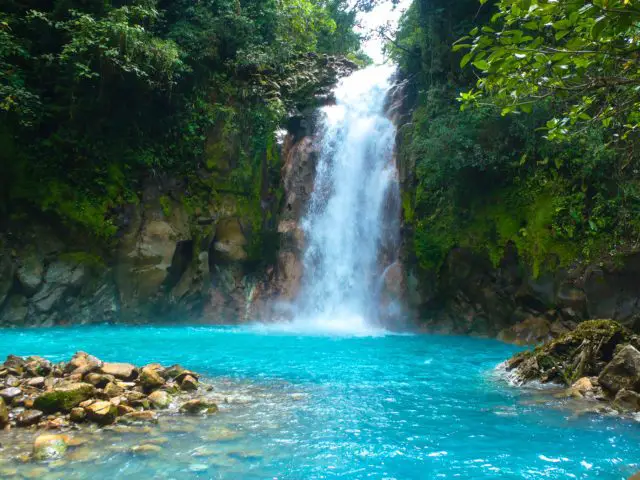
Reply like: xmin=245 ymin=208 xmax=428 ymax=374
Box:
xmin=34 ymin=383 xmax=95 ymax=413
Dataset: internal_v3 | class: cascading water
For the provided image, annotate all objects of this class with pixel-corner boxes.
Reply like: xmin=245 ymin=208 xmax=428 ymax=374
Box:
xmin=291 ymin=64 xmax=401 ymax=334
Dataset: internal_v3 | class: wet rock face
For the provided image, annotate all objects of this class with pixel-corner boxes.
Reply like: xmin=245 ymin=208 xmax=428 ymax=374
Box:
xmin=416 ymin=246 xmax=640 ymax=342
xmin=0 ymin=226 xmax=119 ymax=327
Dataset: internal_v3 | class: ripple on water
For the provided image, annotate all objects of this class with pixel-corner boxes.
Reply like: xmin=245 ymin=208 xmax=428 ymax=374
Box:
xmin=0 ymin=325 xmax=639 ymax=479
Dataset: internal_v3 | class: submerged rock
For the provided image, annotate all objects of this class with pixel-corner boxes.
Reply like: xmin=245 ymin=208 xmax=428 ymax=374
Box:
xmin=117 ymin=410 xmax=158 ymax=425
xmin=180 ymin=398 xmax=218 ymax=414
xmin=33 ymin=434 xmax=69 ymax=461
xmin=131 ymin=444 xmax=162 ymax=455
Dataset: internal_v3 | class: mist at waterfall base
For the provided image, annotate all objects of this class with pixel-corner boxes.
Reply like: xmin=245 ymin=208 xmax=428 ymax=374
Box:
xmin=3 ymin=326 xmax=640 ymax=479
xmin=264 ymin=64 xmax=402 ymax=335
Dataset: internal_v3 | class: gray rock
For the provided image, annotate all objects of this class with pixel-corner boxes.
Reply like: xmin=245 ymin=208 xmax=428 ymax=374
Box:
xmin=45 ymin=261 xmax=86 ymax=288
xmin=599 ymin=345 xmax=640 ymax=394
xmin=30 ymin=261 xmax=87 ymax=314
xmin=0 ymin=387 xmax=22 ymax=402
xmin=17 ymin=409 xmax=44 ymax=427
xmin=16 ymin=253 xmax=44 ymax=296
xmin=31 ymin=285 xmax=66 ymax=313
xmin=0 ymin=294 xmax=28 ymax=326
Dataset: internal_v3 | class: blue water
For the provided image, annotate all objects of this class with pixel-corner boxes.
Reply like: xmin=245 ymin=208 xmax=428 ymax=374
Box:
xmin=1 ymin=326 xmax=639 ymax=479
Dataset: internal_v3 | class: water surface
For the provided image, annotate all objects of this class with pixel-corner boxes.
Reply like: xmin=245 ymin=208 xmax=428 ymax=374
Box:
xmin=1 ymin=326 xmax=639 ymax=479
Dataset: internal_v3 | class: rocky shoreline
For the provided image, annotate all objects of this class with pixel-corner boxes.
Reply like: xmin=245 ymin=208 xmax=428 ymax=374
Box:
xmin=0 ymin=352 xmax=219 ymax=463
xmin=504 ymin=320 xmax=640 ymax=415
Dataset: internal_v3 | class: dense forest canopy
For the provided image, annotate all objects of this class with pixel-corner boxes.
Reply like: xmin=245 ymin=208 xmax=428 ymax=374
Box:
xmin=0 ymin=0 xmax=366 ymax=240
xmin=390 ymin=0 xmax=640 ymax=276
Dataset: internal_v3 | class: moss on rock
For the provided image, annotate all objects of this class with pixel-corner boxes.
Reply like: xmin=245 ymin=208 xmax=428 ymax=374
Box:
xmin=506 ymin=320 xmax=630 ymax=385
xmin=34 ymin=383 xmax=95 ymax=413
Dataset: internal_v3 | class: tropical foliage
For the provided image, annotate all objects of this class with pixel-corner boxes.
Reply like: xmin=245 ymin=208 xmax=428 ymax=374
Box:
xmin=0 ymin=0 xmax=365 ymax=240
xmin=391 ymin=0 xmax=640 ymax=276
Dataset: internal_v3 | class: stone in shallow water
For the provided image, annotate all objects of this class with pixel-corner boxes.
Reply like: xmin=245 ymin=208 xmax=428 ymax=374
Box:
xmin=17 ymin=409 xmax=43 ymax=427
xmin=117 ymin=411 xmax=158 ymax=425
xmin=85 ymin=401 xmax=116 ymax=425
xmin=131 ymin=444 xmax=162 ymax=455
xmin=23 ymin=467 xmax=49 ymax=479
xmin=180 ymin=375 xmax=198 ymax=392
xmin=148 ymin=390 xmax=171 ymax=409
xmin=180 ymin=398 xmax=218 ymax=414
xmin=189 ymin=464 xmax=209 ymax=472
xmin=201 ymin=426 xmax=242 ymax=442
xmin=140 ymin=366 xmax=165 ymax=391
xmin=33 ymin=434 xmax=69 ymax=461
xmin=69 ymin=407 xmax=87 ymax=423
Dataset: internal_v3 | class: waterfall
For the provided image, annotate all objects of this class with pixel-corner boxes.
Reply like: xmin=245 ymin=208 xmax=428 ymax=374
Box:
xmin=291 ymin=64 xmax=401 ymax=334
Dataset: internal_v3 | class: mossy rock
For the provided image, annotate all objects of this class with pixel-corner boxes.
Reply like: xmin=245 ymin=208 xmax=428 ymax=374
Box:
xmin=34 ymin=383 xmax=95 ymax=413
xmin=506 ymin=320 xmax=630 ymax=386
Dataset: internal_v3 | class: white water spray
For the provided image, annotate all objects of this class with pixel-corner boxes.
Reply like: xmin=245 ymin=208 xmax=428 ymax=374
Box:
xmin=288 ymin=64 xmax=401 ymax=334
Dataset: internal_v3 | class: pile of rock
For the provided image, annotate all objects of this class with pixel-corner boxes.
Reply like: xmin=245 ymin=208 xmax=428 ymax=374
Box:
xmin=505 ymin=319 xmax=640 ymax=413
xmin=0 ymin=352 xmax=218 ymax=432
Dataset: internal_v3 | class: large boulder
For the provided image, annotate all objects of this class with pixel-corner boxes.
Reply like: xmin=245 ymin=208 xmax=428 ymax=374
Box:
xmin=34 ymin=382 xmax=95 ymax=413
xmin=598 ymin=345 xmax=640 ymax=395
xmin=506 ymin=320 xmax=629 ymax=385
